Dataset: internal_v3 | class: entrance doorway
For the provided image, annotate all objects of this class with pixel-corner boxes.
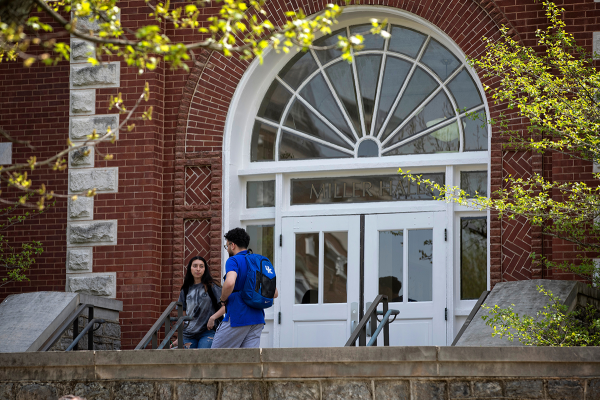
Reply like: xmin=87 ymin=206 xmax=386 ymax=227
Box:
xmin=364 ymin=212 xmax=446 ymax=346
xmin=280 ymin=215 xmax=360 ymax=347
xmin=280 ymin=212 xmax=446 ymax=348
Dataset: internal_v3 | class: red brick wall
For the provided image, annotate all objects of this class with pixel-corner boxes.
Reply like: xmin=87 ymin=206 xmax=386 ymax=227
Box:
xmin=1 ymin=0 xmax=598 ymax=349
xmin=0 ymin=58 xmax=70 ymax=295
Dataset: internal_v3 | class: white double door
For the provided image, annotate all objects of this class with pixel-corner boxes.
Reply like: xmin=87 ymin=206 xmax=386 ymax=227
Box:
xmin=280 ymin=212 xmax=446 ymax=348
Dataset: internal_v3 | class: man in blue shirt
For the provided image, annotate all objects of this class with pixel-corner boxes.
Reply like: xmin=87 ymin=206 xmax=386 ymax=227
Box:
xmin=211 ymin=228 xmax=278 ymax=348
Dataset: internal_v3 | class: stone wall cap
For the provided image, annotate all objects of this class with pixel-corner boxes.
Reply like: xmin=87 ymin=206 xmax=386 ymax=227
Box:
xmin=439 ymin=346 xmax=600 ymax=362
xmin=78 ymin=294 xmax=123 ymax=312
xmin=0 ymin=350 xmax=94 ymax=367
xmin=95 ymin=348 xmax=260 ymax=365
xmin=261 ymin=346 xmax=437 ymax=363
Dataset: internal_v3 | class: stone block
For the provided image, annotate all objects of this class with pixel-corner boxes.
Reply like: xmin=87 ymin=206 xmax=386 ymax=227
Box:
xmin=322 ymin=381 xmax=371 ymax=400
xmin=69 ymin=146 xmax=94 ymax=168
xmin=71 ymin=62 xmax=120 ymax=89
xmin=70 ymin=38 xmax=95 ymax=62
xmin=102 ymin=321 xmax=121 ymax=338
xmin=268 ymin=381 xmax=319 ymax=400
xmin=16 ymin=384 xmax=56 ymax=400
xmin=113 ymin=382 xmax=154 ymax=400
xmin=413 ymin=381 xmax=446 ymax=400
xmin=68 ymin=220 xmax=117 ymax=246
xmin=70 ymin=115 xmax=118 ymax=141
xmin=594 ymin=32 xmax=600 ymax=60
xmin=0 ymin=143 xmax=12 ymax=165
xmin=70 ymin=89 xmax=95 ymax=115
xmin=473 ymin=381 xmax=502 ymax=397
xmin=547 ymin=379 xmax=583 ymax=400
xmin=374 ymin=381 xmax=409 ymax=400
xmin=69 ymin=168 xmax=118 ymax=193
xmin=67 ymin=273 xmax=116 ymax=297
xmin=505 ymin=380 xmax=544 ymax=398
xmin=157 ymin=383 xmax=173 ymax=400
xmin=71 ymin=11 xmax=120 ymax=33
xmin=449 ymin=381 xmax=470 ymax=398
xmin=66 ymin=247 xmax=93 ymax=273
xmin=588 ymin=379 xmax=600 ymax=400
xmin=68 ymin=196 xmax=94 ymax=220
xmin=72 ymin=382 xmax=111 ymax=400
xmin=72 ymin=14 xmax=101 ymax=32
xmin=176 ymin=382 xmax=218 ymax=400
xmin=0 ymin=383 xmax=14 ymax=400
xmin=222 ymin=382 xmax=264 ymax=400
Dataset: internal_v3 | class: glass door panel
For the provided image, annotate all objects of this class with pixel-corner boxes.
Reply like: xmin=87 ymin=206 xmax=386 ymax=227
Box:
xmin=323 ymin=232 xmax=348 ymax=304
xmin=365 ymin=212 xmax=446 ymax=346
xmin=408 ymin=229 xmax=433 ymax=302
xmin=378 ymin=230 xmax=404 ymax=302
xmin=295 ymin=232 xmax=320 ymax=304
xmin=281 ymin=216 xmax=360 ymax=347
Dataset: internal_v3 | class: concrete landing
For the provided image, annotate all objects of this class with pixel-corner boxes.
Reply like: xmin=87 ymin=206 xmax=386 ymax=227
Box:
xmin=454 ymin=279 xmax=600 ymax=346
xmin=0 ymin=292 xmax=123 ymax=353
xmin=0 ymin=292 xmax=79 ymax=353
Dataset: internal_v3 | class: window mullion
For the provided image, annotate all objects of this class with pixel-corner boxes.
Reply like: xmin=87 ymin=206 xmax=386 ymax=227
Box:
xmin=379 ymin=63 xmax=465 ymax=147
xmin=369 ymin=52 xmax=387 ymax=137
xmin=350 ymin=27 xmax=367 ymax=138
xmin=440 ymin=66 xmax=464 ymax=152
xmin=296 ymin=95 xmax=356 ymax=149
xmin=380 ymin=84 xmax=446 ymax=148
xmin=381 ymin=117 xmax=458 ymax=154
xmin=310 ymin=49 xmax=361 ymax=143
xmin=282 ymin=125 xmax=356 ymax=155
xmin=375 ymin=36 xmax=432 ymax=140
xmin=274 ymin=79 xmax=299 ymax=161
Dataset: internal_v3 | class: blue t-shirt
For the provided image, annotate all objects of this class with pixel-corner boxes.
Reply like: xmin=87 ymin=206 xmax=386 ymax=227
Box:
xmin=223 ymin=250 xmax=265 ymax=327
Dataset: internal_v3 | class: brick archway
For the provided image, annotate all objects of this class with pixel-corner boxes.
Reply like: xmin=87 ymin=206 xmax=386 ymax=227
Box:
xmin=171 ymin=0 xmax=531 ymax=301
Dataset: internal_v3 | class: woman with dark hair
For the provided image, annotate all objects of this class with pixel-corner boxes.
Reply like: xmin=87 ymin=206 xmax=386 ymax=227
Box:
xmin=171 ymin=256 xmax=225 ymax=349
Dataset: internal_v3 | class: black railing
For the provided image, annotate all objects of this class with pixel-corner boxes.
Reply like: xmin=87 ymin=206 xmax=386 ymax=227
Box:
xmin=40 ymin=304 xmax=105 ymax=351
xmin=135 ymin=301 xmax=192 ymax=350
xmin=345 ymin=295 xmax=399 ymax=347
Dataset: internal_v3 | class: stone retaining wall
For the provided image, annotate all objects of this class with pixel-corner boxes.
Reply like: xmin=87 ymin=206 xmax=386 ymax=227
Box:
xmin=1 ymin=377 xmax=599 ymax=400
xmin=0 ymin=347 xmax=599 ymax=400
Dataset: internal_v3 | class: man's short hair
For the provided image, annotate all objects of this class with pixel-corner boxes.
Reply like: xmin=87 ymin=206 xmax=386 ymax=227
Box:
xmin=224 ymin=228 xmax=250 ymax=249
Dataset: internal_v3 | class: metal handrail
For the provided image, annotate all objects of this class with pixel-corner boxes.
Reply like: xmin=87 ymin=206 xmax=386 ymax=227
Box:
xmin=66 ymin=318 xmax=105 ymax=351
xmin=345 ymin=295 xmax=399 ymax=347
xmin=158 ymin=316 xmax=193 ymax=349
xmin=135 ymin=301 xmax=186 ymax=350
xmin=40 ymin=304 xmax=100 ymax=351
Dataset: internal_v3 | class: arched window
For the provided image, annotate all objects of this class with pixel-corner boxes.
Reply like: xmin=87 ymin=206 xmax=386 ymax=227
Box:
xmin=251 ymin=24 xmax=488 ymax=162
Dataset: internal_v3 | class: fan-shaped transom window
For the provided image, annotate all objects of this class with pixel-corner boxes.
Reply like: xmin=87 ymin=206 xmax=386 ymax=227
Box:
xmin=251 ymin=24 xmax=488 ymax=162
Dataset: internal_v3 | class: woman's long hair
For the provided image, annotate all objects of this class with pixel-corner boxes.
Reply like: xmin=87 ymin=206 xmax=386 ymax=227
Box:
xmin=181 ymin=256 xmax=221 ymax=313
xmin=181 ymin=256 xmax=220 ymax=296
